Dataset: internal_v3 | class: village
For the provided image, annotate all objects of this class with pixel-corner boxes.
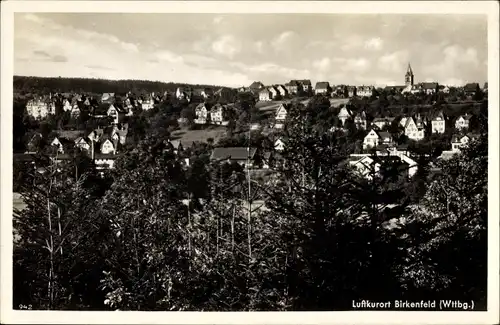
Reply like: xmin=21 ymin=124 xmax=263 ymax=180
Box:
xmin=15 ymin=63 xmax=487 ymax=181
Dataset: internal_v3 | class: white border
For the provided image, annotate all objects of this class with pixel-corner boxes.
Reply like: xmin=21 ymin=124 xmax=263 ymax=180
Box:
xmin=1 ymin=1 xmax=499 ymax=324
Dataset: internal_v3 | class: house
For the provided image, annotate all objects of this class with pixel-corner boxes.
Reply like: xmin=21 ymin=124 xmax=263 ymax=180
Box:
xmin=285 ymin=80 xmax=301 ymax=94
xmin=100 ymin=138 xmax=117 ymax=155
xmin=274 ymin=103 xmax=289 ymax=129
xmin=349 ymin=155 xmax=411 ymax=180
xmin=431 ymin=111 xmax=447 ymax=134
xmin=201 ymin=88 xmax=213 ymax=99
xmin=337 ymin=106 xmax=353 ymax=125
xmin=214 ymin=88 xmax=235 ymax=102
xmin=276 ymin=85 xmax=288 ymax=97
xmin=25 ymin=133 xmax=43 ymax=153
xmin=347 ymin=86 xmax=357 ymax=97
xmin=384 ymin=85 xmax=406 ymax=94
xmin=167 ymin=140 xmax=184 ymax=155
xmin=63 ymin=99 xmax=72 ymax=112
xmin=404 ymin=115 xmax=426 ymax=141
xmin=194 ymin=103 xmax=209 ymax=124
xmin=268 ymin=86 xmax=279 ymax=99
xmin=353 ymin=111 xmax=367 ymax=129
xmin=249 ymin=81 xmax=265 ymax=91
xmin=274 ymin=138 xmax=285 ymax=151
xmin=363 ymin=129 xmax=393 ymax=150
xmin=399 ymin=117 xmax=408 ymax=128
xmin=107 ymin=104 xmax=126 ymax=124
xmin=209 ymin=104 xmax=229 ymax=126
xmin=439 ymin=85 xmax=450 ymax=94
xmin=141 ymin=95 xmax=155 ymax=110
xmin=74 ymin=137 xmax=90 ymax=151
xmin=314 ymin=82 xmax=331 ymax=95
xmin=210 ymin=147 xmax=259 ymax=168
xmin=451 ymin=133 xmax=480 ymax=152
xmin=372 ymin=117 xmax=395 ymax=130
xmin=87 ymin=128 xmax=104 ymax=143
xmin=411 ymin=82 xmax=438 ymax=94
xmin=50 ymin=137 xmax=72 ymax=154
xmin=299 ymin=80 xmax=312 ymax=93
xmin=464 ymin=83 xmax=480 ymax=97
xmin=356 ymin=86 xmax=374 ymax=97
xmin=101 ymin=93 xmax=115 ymax=104
xmin=455 ymin=114 xmax=474 ymax=129
xmin=259 ymin=88 xmax=272 ymax=101
xmin=70 ymin=105 xmax=81 ymax=118
xmin=112 ymin=123 xmax=129 ymax=145
xmin=26 ymin=97 xmax=54 ymax=119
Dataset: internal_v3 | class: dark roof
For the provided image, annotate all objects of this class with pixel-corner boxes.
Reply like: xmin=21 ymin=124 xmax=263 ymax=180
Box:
xmin=420 ymin=82 xmax=439 ymax=89
xmin=299 ymin=80 xmax=312 ymax=86
xmin=464 ymin=83 xmax=480 ymax=91
xmin=249 ymin=81 xmax=264 ymax=89
xmin=210 ymin=147 xmax=257 ymax=161
xmin=58 ymin=130 xmax=84 ymax=140
xmin=378 ymin=131 xmax=392 ymax=139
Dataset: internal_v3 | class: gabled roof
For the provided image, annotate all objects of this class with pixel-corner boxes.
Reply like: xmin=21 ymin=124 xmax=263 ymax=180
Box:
xmin=315 ymin=82 xmax=330 ymax=89
xmin=431 ymin=110 xmax=446 ymax=121
xmin=420 ymin=82 xmax=439 ymax=90
xmin=299 ymin=79 xmax=312 ymax=86
xmin=464 ymin=83 xmax=480 ymax=91
xmin=457 ymin=113 xmax=474 ymax=121
xmin=249 ymin=81 xmax=265 ymax=89
xmin=58 ymin=130 xmax=84 ymax=140
xmin=210 ymin=147 xmax=257 ymax=161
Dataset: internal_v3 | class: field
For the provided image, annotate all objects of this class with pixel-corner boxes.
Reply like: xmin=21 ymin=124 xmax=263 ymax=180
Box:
xmin=170 ymin=126 xmax=227 ymax=145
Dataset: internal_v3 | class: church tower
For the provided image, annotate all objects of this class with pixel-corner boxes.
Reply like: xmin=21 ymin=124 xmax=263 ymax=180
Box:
xmin=405 ymin=63 xmax=414 ymax=86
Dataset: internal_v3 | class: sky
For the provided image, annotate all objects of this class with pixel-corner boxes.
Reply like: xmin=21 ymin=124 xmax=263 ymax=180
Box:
xmin=14 ymin=13 xmax=488 ymax=88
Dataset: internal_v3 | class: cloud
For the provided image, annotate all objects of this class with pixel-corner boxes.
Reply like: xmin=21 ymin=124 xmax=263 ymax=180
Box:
xmin=85 ymin=65 xmax=116 ymax=71
xmin=312 ymin=57 xmax=331 ymax=71
xmin=156 ymin=50 xmax=183 ymax=63
xmin=364 ymin=37 xmax=383 ymax=51
xmin=334 ymin=57 xmax=371 ymax=73
xmin=378 ymin=50 xmax=410 ymax=73
xmin=271 ymin=31 xmax=300 ymax=52
xmin=211 ymin=35 xmax=242 ymax=59
xmin=32 ymin=50 xmax=68 ymax=63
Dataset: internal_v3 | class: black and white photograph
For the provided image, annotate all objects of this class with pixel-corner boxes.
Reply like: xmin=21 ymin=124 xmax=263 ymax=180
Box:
xmin=1 ymin=1 xmax=499 ymax=324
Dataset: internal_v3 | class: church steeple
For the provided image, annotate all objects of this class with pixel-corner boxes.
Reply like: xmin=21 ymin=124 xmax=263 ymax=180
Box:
xmin=405 ymin=62 xmax=414 ymax=86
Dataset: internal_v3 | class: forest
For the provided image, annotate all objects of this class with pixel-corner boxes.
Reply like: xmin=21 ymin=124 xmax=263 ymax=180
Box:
xmin=12 ymin=97 xmax=488 ymax=311
xmin=13 ymin=75 xmax=225 ymax=97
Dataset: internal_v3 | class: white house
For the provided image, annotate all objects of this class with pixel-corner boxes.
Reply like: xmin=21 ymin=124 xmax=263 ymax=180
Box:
xmin=274 ymin=138 xmax=285 ymax=151
xmin=363 ymin=129 xmax=393 ymax=149
xmin=451 ymin=133 xmax=480 ymax=152
xmin=100 ymin=139 xmax=116 ymax=155
xmin=259 ymin=88 xmax=272 ymax=101
xmin=338 ymin=107 xmax=353 ymax=126
xmin=356 ymin=86 xmax=374 ymax=97
xmin=63 ymin=99 xmax=72 ymax=112
xmin=209 ymin=104 xmax=229 ymax=125
xmin=455 ymin=114 xmax=473 ymax=130
xmin=431 ymin=111 xmax=446 ymax=134
xmin=274 ymin=103 xmax=288 ymax=129
xmin=194 ymin=103 xmax=209 ymax=124
xmin=26 ymin=99 xmax=53 ymax=119
xmin=268 ymin=86 xmax=279 ymax=99
xmin=276 ymin=85 xmax=288 ymax=97
xmin=404 ymin=116 xmax=426 ymax=141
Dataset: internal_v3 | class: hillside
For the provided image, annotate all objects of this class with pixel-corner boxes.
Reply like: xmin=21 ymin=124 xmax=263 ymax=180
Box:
xmin=13 ymin=75 xmax=230 ymax=95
